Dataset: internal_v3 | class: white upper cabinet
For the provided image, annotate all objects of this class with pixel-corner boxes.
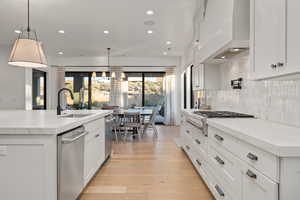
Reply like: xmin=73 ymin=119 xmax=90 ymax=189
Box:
xmin=250 ymin=0 xmax=300 ymax=80
xmin=286 ymin=0 xmax=300 ymax=73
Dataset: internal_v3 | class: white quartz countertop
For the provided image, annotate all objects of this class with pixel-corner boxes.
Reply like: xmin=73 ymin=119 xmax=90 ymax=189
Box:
xmin=0 ymin=110 xmax=113 ymax=135
xmin=183 ymin=110 xmax=300 ymax=157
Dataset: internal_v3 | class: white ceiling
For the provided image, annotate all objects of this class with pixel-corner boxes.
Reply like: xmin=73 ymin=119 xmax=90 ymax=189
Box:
xmin=0 ymin=0 xmax=196 ymax=58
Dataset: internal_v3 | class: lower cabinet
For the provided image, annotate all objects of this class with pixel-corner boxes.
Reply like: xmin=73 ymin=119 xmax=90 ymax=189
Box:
xmin=83 ymin=118 xmax=105 ymax=186
xmin=180 ymin=116 xmax=279 ymax=200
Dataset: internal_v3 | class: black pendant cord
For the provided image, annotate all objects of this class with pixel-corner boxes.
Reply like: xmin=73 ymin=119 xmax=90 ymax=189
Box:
xmin=107 ymin=48 xmax=110 ymax=67
xmin=27 ymin=0 xmax=30 ymax=38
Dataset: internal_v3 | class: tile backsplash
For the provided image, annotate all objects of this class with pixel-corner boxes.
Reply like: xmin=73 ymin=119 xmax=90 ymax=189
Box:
xmin=206 ymin=53 xmax=300 ymax=127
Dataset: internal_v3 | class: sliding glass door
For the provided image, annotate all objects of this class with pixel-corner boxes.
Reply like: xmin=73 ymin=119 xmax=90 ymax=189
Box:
xmin=124 ymin=72 xmax=165 ymax=123
xmin=32 ymin=69 xmax=47 ymax=110
xmin=65 ymin=72 xmax=110 ymax=109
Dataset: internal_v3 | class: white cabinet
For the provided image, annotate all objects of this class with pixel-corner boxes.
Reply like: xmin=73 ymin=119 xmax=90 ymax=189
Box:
xmin=251 ymin=0 xmax=285 ymax=78
xmin=286 ymin=0 xmax=300 ymax=73
xmin=251 ymin=0 xmax=300 ymax=79
xmin=192 ymin=64 xmax=204 ymax=90
xmin=83 ymin=118 xmax=105 ymax=186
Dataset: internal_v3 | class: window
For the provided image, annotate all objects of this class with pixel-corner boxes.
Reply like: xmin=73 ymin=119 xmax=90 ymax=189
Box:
xmin=32 ymin=69 xmax=46 ymax=110
xmin=65 ymin=72 xmax=110 ymax=109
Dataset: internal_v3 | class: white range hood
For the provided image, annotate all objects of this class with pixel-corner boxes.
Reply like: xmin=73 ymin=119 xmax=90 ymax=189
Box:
xmin=196 ymin=0 xmax=250 ymax=64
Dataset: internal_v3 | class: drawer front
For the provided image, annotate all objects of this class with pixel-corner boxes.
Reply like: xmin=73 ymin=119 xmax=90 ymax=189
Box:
xmin=85 ymin=118 xmax=104 ymax=133
xmin=203 ymin=162 xmax=238 ymax=200
xmin=237 ymin=140 xmax=279 ymax=182
xmin=84 ymin=118 xmax=105 ymax=142
xmin=186 ymin=120 xmax=207 ymax=138
xmin=208 ymin=140 xmax=243 ymax=199
xmin=242 ymin=164 xmax=278 ymax=200
xmin=208 ymin=126 xmax=240 ymax=155
xmin=190 ymin=151 xmax=210 ymax=183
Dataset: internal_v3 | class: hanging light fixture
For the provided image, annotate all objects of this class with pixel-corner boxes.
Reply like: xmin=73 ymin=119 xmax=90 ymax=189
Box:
xmin=92 ymin=71 xmax=97 ymax=79
xmin=8 ymin=0 xmax=47 ymax=68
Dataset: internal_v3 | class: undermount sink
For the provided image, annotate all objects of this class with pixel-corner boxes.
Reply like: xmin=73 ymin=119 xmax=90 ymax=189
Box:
xmin=60 ymin=114 xmax=93 ymax=118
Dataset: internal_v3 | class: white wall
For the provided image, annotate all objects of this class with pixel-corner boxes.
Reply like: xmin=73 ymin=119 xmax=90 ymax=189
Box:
xmin=0 ymin=46 xmax=26 ymax=110
xmin=207 ymin=52 xmax=300 ymax=128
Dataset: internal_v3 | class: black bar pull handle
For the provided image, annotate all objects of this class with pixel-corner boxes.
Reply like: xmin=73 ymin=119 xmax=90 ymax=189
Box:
xmin=247 ymin=153 xmax=258 ymax=161
xmin=214 ymin=134 xmax=224 ymax=142
xmin=246 ymin=170 xmax=257 ymax=179
xmin=215 ymin=156 xmax=225 ymax=165
xmin=215 ymin=185 xmax=225 ymax=197
xmin=195 ymin=139 xmax=201 ymax=144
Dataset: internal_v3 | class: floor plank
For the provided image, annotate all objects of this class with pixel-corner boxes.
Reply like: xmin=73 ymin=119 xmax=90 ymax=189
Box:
xmin=80 ymin=125 xmax=214 ymax=200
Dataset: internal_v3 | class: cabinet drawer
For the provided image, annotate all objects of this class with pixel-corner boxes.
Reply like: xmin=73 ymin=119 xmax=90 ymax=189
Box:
xmin=242 ymin=164 xmax=278 ymax=200
xmin=208 ymin=126 xmax=240 ymax=155
xmin=237 ymin=140 xmax=279 ymax=182
xmin=84 ymin=118 xmax=104 ymax=133
xmin=191 ymin=151 xmax=209 ymax=183
xmin=203 ymin=162 xmax=238 ymax=200
xmin=191 ymin=133 xmax=208 ymax=157
xmin=208 ymin=140 xmax=242 ymax=199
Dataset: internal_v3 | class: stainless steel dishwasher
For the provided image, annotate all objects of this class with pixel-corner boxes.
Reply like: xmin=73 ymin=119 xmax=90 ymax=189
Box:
xmin=57 ymin=126 xmax=87 ymax=200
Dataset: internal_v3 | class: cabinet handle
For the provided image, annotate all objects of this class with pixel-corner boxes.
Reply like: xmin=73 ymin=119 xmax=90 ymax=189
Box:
xmin=95 ymin=134 xmax=100 ymax=138
xmin=186 ymin=145 xmax=190 ymax=150
xmin=246 ymin=170 xmax=257 ymax=179
xmin=196 ymin=159 xmax=202 ymax=166
xmin=186 ymin=130 xmax=190 ymax=134
xmin=270 ymin=64 xmax=277 ymax=69
xmin=247 ymin=153 xmax=258 ymax=161
xmin=215 ymin=185 xmax=225 ymax=197
xmin=215 ymin=156 xmax=225 ymax=165
xmin=277 ymin=62 xmax=284 ymax=67
xmin=195 ymin=139 xmax=201 ymax=144
xmin=214 ymin=134 xmax=224 ymax=142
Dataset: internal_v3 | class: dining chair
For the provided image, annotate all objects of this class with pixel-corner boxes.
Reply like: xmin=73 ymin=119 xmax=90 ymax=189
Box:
xmin=143 ymin=108 xmax=158 ymax=137
xmin=123 ymin=112 xmax=143 ymax=141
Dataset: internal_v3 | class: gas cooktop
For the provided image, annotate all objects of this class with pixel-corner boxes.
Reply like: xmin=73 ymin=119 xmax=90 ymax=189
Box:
xmin=193 ymin=111 xmax=254 ymax=118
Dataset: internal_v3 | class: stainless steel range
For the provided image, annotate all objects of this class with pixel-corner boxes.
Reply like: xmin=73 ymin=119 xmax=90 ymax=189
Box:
xmin=193 ymin=111 xmax=254 ymax=118
xmin=185 ymin=111 xmax=254 ymax=137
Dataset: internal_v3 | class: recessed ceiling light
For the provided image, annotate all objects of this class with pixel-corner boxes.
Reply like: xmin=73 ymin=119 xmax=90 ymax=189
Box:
xmin=146 ymin=10 xmax=154 ymax=15
xmin=163 ymin=52 xmax=168 ymax=55
xmin=221 ymin=56 xmax=226 ymax=59
xmin=166 ymin=41 xmax=172 ymax=45
xmin=14 ymin=30 xmax=22 ymax=34
xmin=104 ymin=30 xmax=110 ymax=34
xmin=147 ymin=30 xmax=153 ymax=34
xmin=58 ymin=51 xmax=63 ymax=55
xmin=58 ymin=30 xmax=65 ymax=34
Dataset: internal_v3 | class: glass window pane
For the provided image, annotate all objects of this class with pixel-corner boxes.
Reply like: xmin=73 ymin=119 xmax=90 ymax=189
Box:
xmin=126 ymin=73 xmax=143 ymax=108
xmin=91 ymin=73 xmax=111 ymax=108
xmin=65 ymin=72 xmax=89 ymax=109
xmin=32 ymin=69 xmax=46 ymax=110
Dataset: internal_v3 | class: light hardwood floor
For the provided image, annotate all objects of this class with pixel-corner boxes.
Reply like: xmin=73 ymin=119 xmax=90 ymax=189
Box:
xmin=80 ymin=125 xmax=214 ymax=200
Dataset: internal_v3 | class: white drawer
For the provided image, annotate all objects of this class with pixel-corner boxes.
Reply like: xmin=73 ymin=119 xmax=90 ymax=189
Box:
xmin=208 ymin=140 xmax=243 ymax=199
xmin=242 ymin=164 xmax=278 ymax=200
xmin=84 ymin=118 xmax=104 ymax=133
xmin=208 ymin=126 xmax=240 ymax=155
xmin=203 ymin=162 xmax=238 ymax=200
xmin=237 ymin=140 xmax=279 ymax=182
xmin=190 ymin=150 xmax=209 ymax=182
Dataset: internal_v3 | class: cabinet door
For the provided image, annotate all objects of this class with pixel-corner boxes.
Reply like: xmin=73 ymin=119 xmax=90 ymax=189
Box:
xmin=243 ymin=166 xmax=278 ymax=200
xmin=286 ymin=0 xmax=300 ymax=73
xmin=252 ymin=0 xmax=285 ymax=77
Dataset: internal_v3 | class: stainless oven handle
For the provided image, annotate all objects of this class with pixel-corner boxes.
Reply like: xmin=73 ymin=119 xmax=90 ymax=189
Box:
xmin=186 ymin=119 xmax=207 ymax=137
xmin=62 ymin=131 xmax=88 ymax=144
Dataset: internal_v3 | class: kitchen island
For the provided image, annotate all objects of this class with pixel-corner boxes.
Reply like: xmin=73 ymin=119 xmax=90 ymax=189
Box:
xmin=0 ymin=110 xmax=112 ymax=200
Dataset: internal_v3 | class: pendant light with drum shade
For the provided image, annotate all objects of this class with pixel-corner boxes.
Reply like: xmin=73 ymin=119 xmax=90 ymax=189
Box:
xmin=8 ymin=0 xmax=47 ymax=68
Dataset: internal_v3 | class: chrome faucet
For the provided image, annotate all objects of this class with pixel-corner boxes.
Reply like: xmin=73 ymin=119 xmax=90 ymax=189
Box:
xmin=57 ymin=88 xmax=74 ymax=115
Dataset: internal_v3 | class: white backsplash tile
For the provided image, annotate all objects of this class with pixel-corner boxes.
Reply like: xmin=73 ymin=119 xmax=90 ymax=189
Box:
xmin=206 ymin=54 xmax=300 ymax=127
